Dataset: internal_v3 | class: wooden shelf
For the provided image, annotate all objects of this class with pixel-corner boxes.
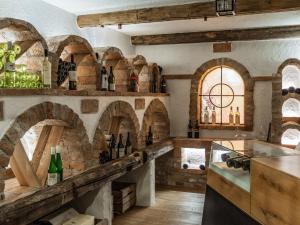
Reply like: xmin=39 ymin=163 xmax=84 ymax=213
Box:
xmin=0 ymin=88 xmax=169 ymax=97
xmin=200 ymin=124 xmax=246 ymax=130
xmin=0 ymin=139 xmax=174 ymax=225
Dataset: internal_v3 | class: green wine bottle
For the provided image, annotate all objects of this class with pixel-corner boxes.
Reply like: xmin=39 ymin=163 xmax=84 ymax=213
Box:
xmin=55 ymin=145 xmax=63 ymax=182
xmin=47 ymin=146 xmax=58 ymax=186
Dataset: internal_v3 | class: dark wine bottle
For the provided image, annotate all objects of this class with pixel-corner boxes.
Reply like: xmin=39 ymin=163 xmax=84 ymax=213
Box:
xmin=188 ymin=120 xmax=193 ymax=138
xmin=117 ymin=134 xmax=125 ymax=158
xmin=125 ymin=132 xmax=132 ymax=155
xmin=151 ymin=76 xmax=157 ymax=93
xmin=108 ymin=66 xmax=115 ymax=92
xmin=109 ymin=134 xmax=116 ymax=160
xmin=69 ymin=54 xmax=77 ymax=90
xmin=146 ymin=126 xmax=154 ymax=146
xmin=129 ymin=70 xmax=139 ymax=92
xmin=194 ymin=120 xmax=200 ymax=138
xmin=160 ymin=75 xmax=167 ymax=93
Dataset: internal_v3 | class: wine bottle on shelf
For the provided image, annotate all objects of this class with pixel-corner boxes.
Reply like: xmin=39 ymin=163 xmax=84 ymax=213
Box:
xmin=235 ymin=107 xmax=240 ymax=126
xmin=101 ymin=66 xmax=108 ymax=91
xmin=55 ymin=145 xmax=63 ymax=182
xmin=204 ymin=107 xmax=209 ymax=124
xmin=47 ymin=146 xmax=58 ymax=186
xmin=108 ymin=66 xmax=116 ymax=92
xmin=211 ymin=106 xmax=216 ymax=125
xmin=194 ymin=120 xmax=200 ymax=138
xmin=117 ymin=134 xmax=125 ymax=158
xmin=160 ymin=75 xmax=167 ymax=93
xmin=69 ymin=54 xmax=77 ymax=90
xmin=188 ymin=120 xmax=193 ymax=138
xmin=146 ymin=126 xmax=154 ymax=146
xmin=129 ymin=70 xmax=139 ymax=92
xmin=151 ymin=76 xmax=157 ymax=93
xmin=109 ymin=134 xmax=116 ymax=160
xmin=229 ymin=106 xmax=234 ymax=125
xmin=125 ymin=132 xmax=132 ymax=155
xmin=42 ymin=49 xmax=51 ymax=88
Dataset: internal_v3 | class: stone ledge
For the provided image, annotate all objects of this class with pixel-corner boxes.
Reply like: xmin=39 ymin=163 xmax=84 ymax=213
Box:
xmin=0 ymin=89 xmax=170 ymax=97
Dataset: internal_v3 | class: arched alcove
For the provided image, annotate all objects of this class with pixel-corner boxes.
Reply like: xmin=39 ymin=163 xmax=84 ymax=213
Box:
xmin=47 ymin=35 xmax=98 ymax=89
xmin=93 ymin=101 xmax=140 ymax=155
xmin=0 ymin=18 xmax=48 ymax=88
xmin=0 ymin=102 xmax=93 ymax=197
xmin=141 ymin=99 xmax=170 ymax=147
xmin=128 ymin=55 xmax=150 ymax=92
xmin=282 ymin=98 xmax=300 ymax=118
xmin=94 ymin=47 xmax=130 ymax=92
xmin=189 ymin=58 xmax=254 ymax=131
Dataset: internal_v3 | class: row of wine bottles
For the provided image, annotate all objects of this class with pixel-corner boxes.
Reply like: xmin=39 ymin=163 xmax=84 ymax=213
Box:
xmin=282 ymin=87 xmax=300 ymax=96
xmin=187 ymin=120 xmax=200 ymax=138
xmin=221 ymin=153 xmax=250 ymax=171
xmin=99 ymin=133 xmax=132 ymax=164
xmin=47 ymin=145 xmax=63 ymax=186
xmin=203 ymin=106 xmax=241 ymax=125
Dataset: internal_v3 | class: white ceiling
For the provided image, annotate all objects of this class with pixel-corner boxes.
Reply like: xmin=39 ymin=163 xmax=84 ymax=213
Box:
xmin=42 ymin=0 xmax=210 ymax=15
xmin=41 ymin=0 xmax=300 ymax=36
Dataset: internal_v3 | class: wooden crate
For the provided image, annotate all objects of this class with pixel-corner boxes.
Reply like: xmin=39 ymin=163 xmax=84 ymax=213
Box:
xmin=112 ymin=182 xmax=136 ymax=214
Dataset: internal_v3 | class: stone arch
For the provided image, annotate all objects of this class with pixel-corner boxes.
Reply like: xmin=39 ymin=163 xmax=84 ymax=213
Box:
xmin=189 ymin=58 xmax=254 ymax=131
xmin=94 ymin=46 xmax=124 ymax=64
xmin=141 ymin=99 xmax=170 ymax=147
xmin=0 ymin=102 xmax=93 ymax=171
xmin=93 ymin=101 xmax=140 ymax=154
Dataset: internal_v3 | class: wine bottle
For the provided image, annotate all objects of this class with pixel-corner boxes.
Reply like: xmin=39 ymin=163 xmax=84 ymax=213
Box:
xmin=211 ymin=106 xmax=216 ymax=125
xmin=204 ymin=107 xmax=209 ymax=124
xmin=194 ymin=120 xmax=200 ymax=138
xmin=69 ymin=54 xmax=77 ymax=90
xmin=125 ymin=132 xmax=132 ymax=155
xmin=108 ymin=66 xmax=115 ymax=91
xmin=229 ymin=106 xmax=234 ymax=125
xmin=235 ymin=107 xmax=240 ymax=126
xmin=188 ymin=120 xmax=193 ymax=138
xmin=101 ymin=66 xmax=108 ymax=91
xmin=109 ymin=134 xmax=116 ymax=160
xmin=146 ymin=126 xmax=154 ymax=146
xmin=117 ymin=134 xmax=125 ymax=158
xmin=129 ymin=70 xmax=139 ymax=92
xmin=55 ymin=145 xmax=63 ymax=182
xmin=47 ymin=146 xmax=58 ymax=186
xmin=42 ymin=49 xmax=51 ymax=88
xmin=160 ymin=76 xmax=167 ymax=93
xmin=151 ymin=76 xmax=157 ymax=93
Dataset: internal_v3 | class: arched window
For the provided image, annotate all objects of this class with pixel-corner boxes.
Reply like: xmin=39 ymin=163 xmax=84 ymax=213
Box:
xmin=200 ymin=66 xmax=245 ymax=125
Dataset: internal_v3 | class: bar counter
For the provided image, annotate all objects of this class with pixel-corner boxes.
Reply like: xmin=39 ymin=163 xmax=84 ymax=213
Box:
xmin=202 ymin=140 xmax=300 ymax=225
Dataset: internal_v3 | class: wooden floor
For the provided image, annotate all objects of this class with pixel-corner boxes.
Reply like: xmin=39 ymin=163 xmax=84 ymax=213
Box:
xmin=113 ymin=186 xmax=204 ymax=225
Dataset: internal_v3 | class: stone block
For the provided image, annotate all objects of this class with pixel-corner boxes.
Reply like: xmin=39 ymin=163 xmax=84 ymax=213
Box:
xmin=81 ymin=99 xmax=99 ymax=114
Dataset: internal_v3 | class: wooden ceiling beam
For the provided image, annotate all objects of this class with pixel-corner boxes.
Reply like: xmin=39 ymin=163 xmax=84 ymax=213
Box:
xmin=77 ymin=0 xmax=300 ymax=27
xmin=131 ymin=25 xmax=300 ymax=45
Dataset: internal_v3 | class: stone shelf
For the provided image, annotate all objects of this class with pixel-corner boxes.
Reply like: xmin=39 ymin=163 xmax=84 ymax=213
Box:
xmin=0 ymin=139 xmax=174 ymax=225
xmin=200 ymin=124 xmax=246 ymax=130
xmin=0 ymin=89 xmax=169 ymax=97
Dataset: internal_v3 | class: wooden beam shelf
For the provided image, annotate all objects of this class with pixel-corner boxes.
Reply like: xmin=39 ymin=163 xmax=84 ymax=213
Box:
xmin=0 ymin=139 xmax=174 ymax=225
xmin=0 ymin=89 xmax=169 ymax=97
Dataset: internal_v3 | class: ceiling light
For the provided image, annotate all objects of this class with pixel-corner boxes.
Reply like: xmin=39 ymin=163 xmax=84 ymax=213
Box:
xmin=216 ymin=0 xmax=236 ymax=16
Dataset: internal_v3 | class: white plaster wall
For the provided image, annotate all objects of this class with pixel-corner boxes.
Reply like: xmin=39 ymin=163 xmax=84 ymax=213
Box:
xmin=136 ymin=39 xmax=300 ymax=137
xmin=0 ymin=96 xmax=170 ymax=143
xmin=0 ymin=0 xmax=135 ymax=56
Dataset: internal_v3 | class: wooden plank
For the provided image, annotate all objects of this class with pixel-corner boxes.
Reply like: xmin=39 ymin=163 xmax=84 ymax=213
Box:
xmin=252 ymin=76 xmax=273 ymax=82
xmin=31 ymin=126 xmax=52 ymax=172
xmin=77 ymin=0 xmax=300 ymax=27
xmin=9 ymin=141 xmax=41 ymax=187
xmin=131 ymin=25 xmax=300 ymax=45
xmin=36 ymin=126 xmax=64 ymax=186
xmin=213 ymin=43 xmax=232 ymax=53
xmin=207 ymin=169 xmax=250 ymax=215
xmin=164 ymin=74 xmax=193 ymax=80
xmin=251 ymin=157 xmax=300 ymax=225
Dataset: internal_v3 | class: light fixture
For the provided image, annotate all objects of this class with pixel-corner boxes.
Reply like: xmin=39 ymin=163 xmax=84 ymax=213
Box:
xmin=216 ymin=0 xmax=236 ymax=16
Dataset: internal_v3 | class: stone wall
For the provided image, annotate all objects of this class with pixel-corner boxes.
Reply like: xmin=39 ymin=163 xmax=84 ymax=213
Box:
xmin=155 ymin=138 xmax=211 ymax=192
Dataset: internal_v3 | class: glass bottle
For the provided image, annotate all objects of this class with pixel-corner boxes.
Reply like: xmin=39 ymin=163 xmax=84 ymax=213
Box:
xmin=235 ymin=107 xmax=240 ymax=125
xmin=68 ymin=54 xmax=77 ymax=90
xmin=211 ymin=106 xmax=217 ymax=125
xmin=47 ymin=146 xmax=58 ymax=186
xmin=108 ymin=66 xmax=116 ymax=91
xmin=117 ymin=134 xmax=125 ymax=158
xmin=204 ymin=107 xmax=209 ymax=125
xmin=55 ymin=145 xmax=63 ymax=182
xmin=125 ymin=132 xmax=132 ymax=155
xmin=43 ymin=49 xmax=51 ymax=88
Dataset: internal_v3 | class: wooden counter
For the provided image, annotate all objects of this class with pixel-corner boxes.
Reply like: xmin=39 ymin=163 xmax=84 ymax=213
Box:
xmin=205 ymin=140 xmax=300 ymax=225
xmin=251 ymin=156 xmax=300 ymax=225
